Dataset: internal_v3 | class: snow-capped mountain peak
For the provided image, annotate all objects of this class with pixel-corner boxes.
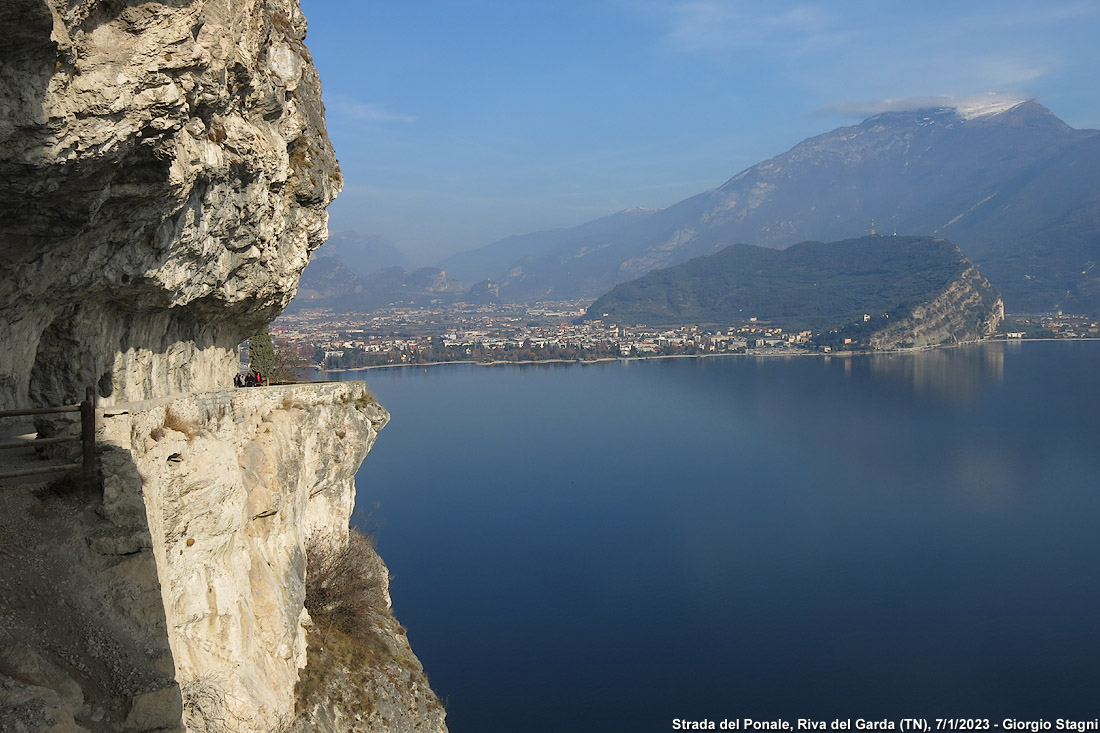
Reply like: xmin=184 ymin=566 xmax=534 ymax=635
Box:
xmin=954 ymin=96 xmax=1029 ymax=120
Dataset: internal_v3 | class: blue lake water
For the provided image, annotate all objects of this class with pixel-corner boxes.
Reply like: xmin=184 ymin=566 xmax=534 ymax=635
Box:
xmin=328 ymin=341 xmax=1100 ymax=732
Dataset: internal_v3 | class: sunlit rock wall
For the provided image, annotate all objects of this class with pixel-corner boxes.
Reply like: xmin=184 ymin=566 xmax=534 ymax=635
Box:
xmin=0 ymin=3 xmax=449 ymax=731
xmin=98 ymin=381 xmax=387 ymax=731
xmin=869 ymin=265 xmax=1005 ymax=349
xmin=0 ymin=0 xmax=339 ymax=410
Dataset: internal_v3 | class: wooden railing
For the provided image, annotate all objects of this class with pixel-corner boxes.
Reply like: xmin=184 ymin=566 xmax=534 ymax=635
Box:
xmin=0 ymin=386 xmax=97 ymax=481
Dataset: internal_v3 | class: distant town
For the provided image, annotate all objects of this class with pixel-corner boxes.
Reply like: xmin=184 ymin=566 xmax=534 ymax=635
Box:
xmin=271 ymin=302 xmax=1100 ymax=371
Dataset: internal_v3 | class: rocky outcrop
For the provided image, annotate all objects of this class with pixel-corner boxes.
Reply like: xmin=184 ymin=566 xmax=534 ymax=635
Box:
xmin=295 ymin=533 xmax=448 ymax=733
xmin=98 ymin=382 xmax=395 ymax=731
xmin=0 ymin=382 xmax=447 ymax=731
xmin=0 ymin=1 xmax=447 ymax=731
xmin=0 ymin=0 xmax=339 ymax=411
xmin=868 ymin=265 xmax=1005 ymax=349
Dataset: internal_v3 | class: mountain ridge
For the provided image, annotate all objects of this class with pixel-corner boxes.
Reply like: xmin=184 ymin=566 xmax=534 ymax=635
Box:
xmin=585 ymin=235 xmax=1004 ymax=349
xmin=289 ymin=255 xmax=464 ymax=312
xmin=321 ymin=231 xmax=412 ymax=276
xmin=445 ymin=100 xmax=1100 ymax=312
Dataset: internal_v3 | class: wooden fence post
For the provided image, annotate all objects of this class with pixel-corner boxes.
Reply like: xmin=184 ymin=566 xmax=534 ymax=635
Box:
xmin=81 ymin=385 xmax=96 ymax=481
xmin=0 ymin=388 xmax=96 ymax=482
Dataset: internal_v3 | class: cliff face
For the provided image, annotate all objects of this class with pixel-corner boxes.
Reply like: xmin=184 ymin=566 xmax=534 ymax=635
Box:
xmin=0 ymin=2 xmax=446 ymax=731
xmin=868 ymin=265 xmax=1005 ymax=349
xmin=102 ymin=383 xmax=383 ymax=730
xmin=0 ymin=0 xmax=338 ymax=411
xmin=1 ymin=383 xmax=433 ymax=731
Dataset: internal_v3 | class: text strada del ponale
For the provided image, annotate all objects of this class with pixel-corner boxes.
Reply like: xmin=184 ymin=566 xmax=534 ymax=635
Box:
xmin=672 ymin=720 xmax=904 ymax=731
xmin=672 ymin=720 xmax=794 ymax=731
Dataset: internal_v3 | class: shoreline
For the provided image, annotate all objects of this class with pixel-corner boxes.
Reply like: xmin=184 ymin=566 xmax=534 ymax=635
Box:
xmin=319 ymin=336 xmax=1100 ymax=374
xmin=321 ymin=350 xmax=812 ymax=374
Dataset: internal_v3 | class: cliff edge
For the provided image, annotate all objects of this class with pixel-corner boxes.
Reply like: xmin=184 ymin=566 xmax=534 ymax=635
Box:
xmin=2 ymin=383 xmax=446 ymax=732
xmin=0 ymin=1 xmax=446 ymax=730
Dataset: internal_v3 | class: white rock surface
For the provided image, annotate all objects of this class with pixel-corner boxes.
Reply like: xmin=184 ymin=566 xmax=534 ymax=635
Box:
xmin=869 ymin=265 xmax=1005 ymax=349
xmin=0 ymin=382 xmax=449 ymax=732
xmin=98 ymin=382 xmax=388 ymax=731
xmin=0 ymin=2 xmax=448 ymax=731
xmin=0 ymin=0 xmax=339 ymax=411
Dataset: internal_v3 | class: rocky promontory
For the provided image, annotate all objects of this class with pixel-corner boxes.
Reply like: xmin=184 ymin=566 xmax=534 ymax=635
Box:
xmin=586 ymin=235 xmax=1004 ymax=349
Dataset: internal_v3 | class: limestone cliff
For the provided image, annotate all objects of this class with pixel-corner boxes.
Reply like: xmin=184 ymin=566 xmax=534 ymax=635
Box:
xmin=2 ymin=383 xmax=449 ymax=731
xmin=1 ymin=0 xmax=338 ymax=410
xmin=867 ymin=265 xmax=1005 ymax=350
xmin=0 ymin=1 xmax=446 ymax=731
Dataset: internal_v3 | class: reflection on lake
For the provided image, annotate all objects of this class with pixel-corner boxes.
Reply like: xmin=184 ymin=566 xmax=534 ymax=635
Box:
xmin=865 ymin=343 xmax=1004 ymax=402
xmin=326 ymin=342 xmax=1100 ymax=732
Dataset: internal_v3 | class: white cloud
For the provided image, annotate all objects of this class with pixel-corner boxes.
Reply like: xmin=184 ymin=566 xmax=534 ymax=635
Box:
xmin=329 ymin=97 xmax=416 ymax=123
xmin=968 ymin=55 xmax=1049 ymax=88
xmin=644 ymin=0 xmax=1078 ymax=103
xmin=815 ymin=92 xmax=1031 ymax=119
xmin=661 ymin=0 xmax=845 ymax=56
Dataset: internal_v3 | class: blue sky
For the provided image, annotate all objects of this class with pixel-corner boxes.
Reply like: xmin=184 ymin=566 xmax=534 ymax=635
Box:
xmin=298 ymin=0 xmax=1100 ymax=264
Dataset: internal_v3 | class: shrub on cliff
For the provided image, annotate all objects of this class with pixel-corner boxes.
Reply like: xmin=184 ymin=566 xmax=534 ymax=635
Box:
xmin=298 ymin=527 xmax=407 ymax=723
xmin=304 ymin=527 xmax=386 ymax=636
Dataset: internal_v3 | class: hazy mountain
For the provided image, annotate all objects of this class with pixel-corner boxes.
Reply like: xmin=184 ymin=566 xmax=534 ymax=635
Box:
xmin=319 ymin=231 xmax=411 ymax=276
xmin=438 ymin=207 xmax=660 ymax=287
xmin=450 ymin=100 xmax=1100 ymax=312
xmin=586 ymin=235 xmax=1004 ymax=348
xmin=979 ymin=191 xmax=1100 ymax=313
xmin=288 ymin=255 xmax=463 ymax=312
xmin=969 ymin=134 xmax=1100 ymax=312
xmin=291 ymin=256 xmax=362 ymax=302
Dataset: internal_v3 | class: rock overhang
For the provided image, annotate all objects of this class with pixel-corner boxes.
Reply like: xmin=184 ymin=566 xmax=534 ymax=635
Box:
xmin=0 ymin=0 xmax=341 ymax=410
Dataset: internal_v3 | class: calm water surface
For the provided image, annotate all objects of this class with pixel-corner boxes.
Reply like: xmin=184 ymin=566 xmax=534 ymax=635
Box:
xmin=329 ymin=342 xmax=1100 ymax=732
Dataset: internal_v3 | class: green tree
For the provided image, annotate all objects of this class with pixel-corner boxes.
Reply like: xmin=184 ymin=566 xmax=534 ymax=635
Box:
xmin=249 ymin=325 xmax=275 ymax=377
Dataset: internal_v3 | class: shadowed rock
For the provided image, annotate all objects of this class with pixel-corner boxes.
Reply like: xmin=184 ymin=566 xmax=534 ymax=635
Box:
xmin=0 ymin=0 xmax=340 ymax=410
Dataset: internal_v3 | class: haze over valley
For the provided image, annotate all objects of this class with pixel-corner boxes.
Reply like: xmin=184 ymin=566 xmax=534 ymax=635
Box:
xmin=296 ymin=99 xmax=1100 ymax=326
